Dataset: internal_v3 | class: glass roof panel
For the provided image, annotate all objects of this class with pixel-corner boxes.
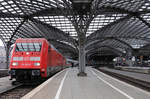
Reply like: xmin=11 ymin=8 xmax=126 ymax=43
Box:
xmin=98 ymin=0 xmax=145 ymax=12
xmin=120 ymin=38 xmax=148 ymax=49
xmin=0 ymin=0 xmax=68 ymax=15
xmin=87 ymin=13 xmax=127 ymax=36
xmin=0 ymin=0 xmax=150 ymax=54
xmin=34 ymin=16 xmax=77 ymax=37
xmin=0 ymin=17 xmax=23 ymax=42
xmin=141 ymin=13 xmax=150 ymax=24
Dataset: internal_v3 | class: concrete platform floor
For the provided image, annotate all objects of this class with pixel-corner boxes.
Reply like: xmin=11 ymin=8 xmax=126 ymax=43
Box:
xmin=100 ymin=67 xmax=150 ymax=83
xmin=0 ymin=76 xmax=16 ymax=94
xmin=22 ymin=67 xmax=150 ymax=99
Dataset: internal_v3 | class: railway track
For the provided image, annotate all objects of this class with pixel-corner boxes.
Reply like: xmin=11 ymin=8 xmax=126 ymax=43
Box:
xmin=0 ymin=83 xmax=22 ymax=95
xmin=0 ymin=84 xmax=36 ymax=99
xmin=98 ymin=68 xmax=150 ymax=92
xmin=0 ymin=75 xmax=56 ymax=98
xmin=0 ymin=70 xmax=65 ymax=98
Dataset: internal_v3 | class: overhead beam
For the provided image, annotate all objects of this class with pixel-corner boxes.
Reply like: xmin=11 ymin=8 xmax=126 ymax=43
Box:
xmin=48 ymin=39 xmax=78 ymax=57
xmin=86 ymin=37 xmax=133 ymax=50
xmin=29 ymin=6 xmax=150 ymax=17
xmin=8 ymin=18 xmax=27 ymax=44
xmin=87 ymin=14 xmax=132 ymax=39
xmin=86 ymin=45 xmax=124 ymax=57
xmin=30 ymin=8 xmax=70 ymax=17
xmin=87 ymin=36 xmax=150 ymax=44
xmin=98 ymin=6 xmax=150 ymax=15
xmin=113 ymin=38 xmax=133 ymax=49
xmin=136 ymin=15 xmax=150 ymax=29
xmin=100 ymin=6 xmax=150 ymax=31
xmin=29 ymin=18 xmax=75 ymax=42
xmin=0 ymin=12 xmax=24 ymax=18
xmin=48 ymin=39 xmax=77 ymax=52
xmin=87 ymin=5 xmax=150 ymax=40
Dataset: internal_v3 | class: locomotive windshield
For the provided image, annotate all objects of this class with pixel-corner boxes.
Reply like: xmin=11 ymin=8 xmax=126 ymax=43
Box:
xmin=15 ymin=43 xmax=42 ymax=52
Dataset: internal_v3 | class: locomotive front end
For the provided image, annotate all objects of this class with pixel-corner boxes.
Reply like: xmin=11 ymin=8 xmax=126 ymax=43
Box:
xmin=9 ymin=39 xmax=43 ymax=82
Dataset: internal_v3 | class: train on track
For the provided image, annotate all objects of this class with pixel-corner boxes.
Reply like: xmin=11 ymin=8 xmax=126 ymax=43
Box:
xmin=9 ymin=38 xmax=69 ymax=84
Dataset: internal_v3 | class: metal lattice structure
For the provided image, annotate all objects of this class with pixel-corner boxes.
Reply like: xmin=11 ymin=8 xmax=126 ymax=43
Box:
xmin=1 ymin=0 xmax=150 ymax=73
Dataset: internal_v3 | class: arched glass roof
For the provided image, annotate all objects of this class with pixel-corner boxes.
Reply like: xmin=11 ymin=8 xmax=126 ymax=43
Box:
xmin=0 ymin=0 xmax=150 ymax=57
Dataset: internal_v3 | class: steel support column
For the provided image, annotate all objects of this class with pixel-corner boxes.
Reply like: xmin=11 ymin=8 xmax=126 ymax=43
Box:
xmin=6 ymin=44 xmax=10 ymax=69
xmin=126 ymin=49 xmax=133 ymax=67
xmin=77 ymin=33 xmax=87 ymax=76
xmin=134 ymin=56 xmax=138 ymax=66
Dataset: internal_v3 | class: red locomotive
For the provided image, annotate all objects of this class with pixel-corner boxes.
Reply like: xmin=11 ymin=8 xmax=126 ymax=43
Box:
xmin=9 ymin=38 xmax=67 ymax=84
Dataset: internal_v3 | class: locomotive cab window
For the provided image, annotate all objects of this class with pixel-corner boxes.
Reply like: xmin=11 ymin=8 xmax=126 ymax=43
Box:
xmin=15 ymin=42 xmax=42 ymax=52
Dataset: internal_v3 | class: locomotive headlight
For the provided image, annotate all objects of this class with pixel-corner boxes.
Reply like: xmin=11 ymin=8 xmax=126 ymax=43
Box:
xmin=32 ymin=70 xmax=40 ymax=76
xmin=34 ymin=62 xmax=40 ymax=66
xmin=12 ymin=62 xmax=18 ymax=66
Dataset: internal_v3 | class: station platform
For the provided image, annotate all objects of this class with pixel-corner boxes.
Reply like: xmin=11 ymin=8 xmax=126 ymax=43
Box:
xmin=0 ymin=69 xmax=8 ymax=78
xmin=100 ymin=67 xmax=150 ymax=83
xmin=22 ymin=67 xmax=150 ymax=99
xmin=0 ymin=76 xmax=16 ymax=94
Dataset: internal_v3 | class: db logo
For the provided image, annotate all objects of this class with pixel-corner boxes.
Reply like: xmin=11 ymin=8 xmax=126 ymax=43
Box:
xmin=24 ymin=57 xmax=29 ymax=61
